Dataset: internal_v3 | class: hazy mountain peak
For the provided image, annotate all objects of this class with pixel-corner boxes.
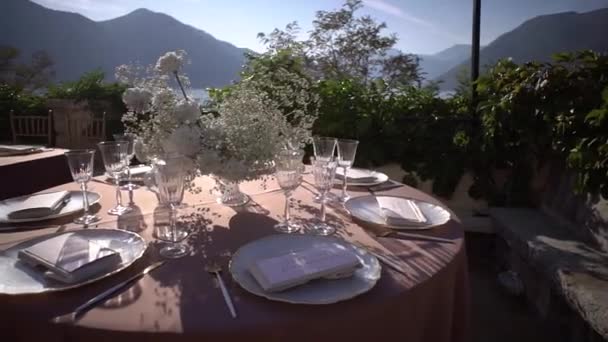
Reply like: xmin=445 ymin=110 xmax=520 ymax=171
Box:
xmin=0 ymin=0 xmax=247 ymax=87
xmin=435 ymin=7 xmax=608 ymax=90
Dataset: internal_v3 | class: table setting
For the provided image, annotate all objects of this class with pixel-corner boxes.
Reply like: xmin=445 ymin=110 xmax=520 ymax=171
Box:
xmin=0 ymin=51 xmax=468 ymax=342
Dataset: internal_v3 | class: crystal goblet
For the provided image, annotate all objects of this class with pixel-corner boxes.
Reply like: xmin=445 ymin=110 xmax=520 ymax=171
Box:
xmin=310 ymin=158 xmax=338 ymax=236
xmin=98 ymin=141 xmax=132 ymax=216
xmin=337 ymin=139 xmax=359 ymax=202
xmin=64 ymin=149 xmax=100 ymax=225
xmin=274 ymin=149 xmax=304 ymax=233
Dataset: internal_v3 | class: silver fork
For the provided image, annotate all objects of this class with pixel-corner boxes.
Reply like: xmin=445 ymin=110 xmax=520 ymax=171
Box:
xmin=205 ymin=261 xmax=237 ymax=319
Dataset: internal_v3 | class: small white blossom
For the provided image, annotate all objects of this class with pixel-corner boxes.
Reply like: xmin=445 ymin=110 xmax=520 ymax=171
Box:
xmin=122 ymin=87 xmax=153 ymax=113
xmin=152 ymin=88 xmax=176 ymax=108
xmin=155 ymin=50 xmax=185 ymax=74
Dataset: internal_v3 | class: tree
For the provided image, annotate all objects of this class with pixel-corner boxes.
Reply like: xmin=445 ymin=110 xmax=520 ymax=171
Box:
xmin=0 ymin=46 xmax=54 ymax=91
xmin=257 ymin=0 xmax=422 ymax=87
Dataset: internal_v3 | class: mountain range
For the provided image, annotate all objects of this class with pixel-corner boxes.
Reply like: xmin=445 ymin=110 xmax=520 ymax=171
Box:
xmin=1 ymin=0 xmax=607 ymax=90
xmin=418 ymin=44 xmax=471 ymax=80
xmin=0 ymin=0 xmax=247 ymax=87
xmin=435 ymin=8 xmax=608 ymax=90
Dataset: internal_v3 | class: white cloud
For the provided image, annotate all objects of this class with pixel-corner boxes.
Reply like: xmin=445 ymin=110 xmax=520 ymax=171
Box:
xmin=32 ymin=0 xmax=130 ymax=20
xmin=363 ymin=0 xmax=466 ymax=42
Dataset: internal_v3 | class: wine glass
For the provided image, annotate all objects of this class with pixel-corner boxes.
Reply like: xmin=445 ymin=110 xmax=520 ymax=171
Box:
xmin=98 ymin=141 xmax=132 ymax=216
xmin=274 ymin=149 xmax=304 ymax=233
xmin=113 ymin=133 xmax=139 ymax=190
xmin=310 ymin=158 xmax=338 ymax=236
xmin=336 ymin=139 xmax=359 ymax=202
xmin=312 ymin=136 xmax=337 ymax=161
xmin=312 ymin=136 xmax=337 ymax=202
xmin=64 ymin=149 xmax=100 ymax=225
xmin=152 ymin=156 xmax=190 ymax=258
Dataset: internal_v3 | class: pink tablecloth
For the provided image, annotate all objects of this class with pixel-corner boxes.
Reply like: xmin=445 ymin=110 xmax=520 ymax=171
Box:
xmin=0 ymin=174 xmax=469 ymax=341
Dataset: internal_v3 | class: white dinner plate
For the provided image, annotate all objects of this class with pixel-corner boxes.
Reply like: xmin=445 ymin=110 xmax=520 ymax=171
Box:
xmin=335 ymin=168 xmax=389 ymax=186
xmin=230 ymin=234 xmax=381 ymax=305
xmin=0 ymin=191 xmax=101 ymax=224
xmin=344 ymin=195 xmax=451 ymax=230
xmin=0 ymin=229 xmax=147 ymax=295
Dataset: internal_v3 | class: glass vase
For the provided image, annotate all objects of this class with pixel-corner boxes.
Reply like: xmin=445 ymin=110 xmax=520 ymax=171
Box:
xmin=214 ymin=178 xmax=249 ymax=206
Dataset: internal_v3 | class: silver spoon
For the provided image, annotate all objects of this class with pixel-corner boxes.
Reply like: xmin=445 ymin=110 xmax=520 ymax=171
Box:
xmin=205 ymin=262 xmax=237 ymax=319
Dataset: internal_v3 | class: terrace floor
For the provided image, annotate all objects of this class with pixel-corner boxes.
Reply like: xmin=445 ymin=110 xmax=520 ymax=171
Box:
xmin=466 ymin=233 xmax=561 ymax=342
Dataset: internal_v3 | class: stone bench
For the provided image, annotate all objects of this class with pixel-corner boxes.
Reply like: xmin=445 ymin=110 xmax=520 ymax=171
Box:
xmin=489 ymin=160 xmax=608 ymax=341
xmin=491 ymin=207 xmax=608 ymax=341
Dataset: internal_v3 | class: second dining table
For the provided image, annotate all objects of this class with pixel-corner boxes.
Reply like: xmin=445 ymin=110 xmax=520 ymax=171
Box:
xmin=0 ymin=172 xmax=469 ymax=342
xmin=0 ymin=148 xmax=72 ymax=200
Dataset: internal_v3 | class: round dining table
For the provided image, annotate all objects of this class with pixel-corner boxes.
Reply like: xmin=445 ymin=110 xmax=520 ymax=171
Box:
xmin=0 ymin=172 xmax=469 ymax=342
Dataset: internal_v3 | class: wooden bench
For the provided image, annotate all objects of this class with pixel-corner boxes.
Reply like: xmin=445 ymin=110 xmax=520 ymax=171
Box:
xmin=490 ymin=163 xmax=608 ymax=342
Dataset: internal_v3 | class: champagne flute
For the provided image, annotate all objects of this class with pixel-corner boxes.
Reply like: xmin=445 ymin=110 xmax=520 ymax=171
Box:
xmin=64 ymin=150 xmax=100 ymax=225
xmin=336 ymin=139 xmax=359 ymax=202
xmin=312 ymin=136 xmax=337 ymax=202
xmin=113 ymin=133 xmax=139 ymax=190
xmin=98 ymin=141 xmax=132 ymax=216
xmin=152 ymin=156 xmax=190 ymax=258
xmin=274 ymin=149 xmax=304 ymax=233
xmin=310 ymin=158 xmax=338 ymax=236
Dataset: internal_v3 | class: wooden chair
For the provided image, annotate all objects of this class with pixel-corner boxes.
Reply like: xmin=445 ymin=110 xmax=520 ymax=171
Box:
xmin=9 ymin=110 xmax=53 ymax=146
xmin=65 ymin=112 xmax=107 ymax=149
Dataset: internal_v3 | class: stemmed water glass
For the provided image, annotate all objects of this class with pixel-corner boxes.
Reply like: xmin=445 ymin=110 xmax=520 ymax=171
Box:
xmin=312 ymin=136 xmax=337 ymax=161
xmin=113 ymin=133 xmax=139 ymax=190
xmin=312 ymin=136 xmax=337 ymax=202
xmin=274 ymin=149 xmax=304 ymax=233
xmin=152 ymin=156 xmax=190 ymax=258
xmin=310 ymin=158 xmax=338 ymax=236
xmin=98 ymin=141 xmax=132 ymax=216
xmin=65 ymin=149 xmax=100 ymax=225
xmin=337 ymin=139 xmax=359 ymax=202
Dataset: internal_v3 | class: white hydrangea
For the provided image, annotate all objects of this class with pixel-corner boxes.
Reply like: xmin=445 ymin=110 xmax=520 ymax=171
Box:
xmin=162 ymin=125 xmax=201 ymax=157
xmin=152 ymin=88 xmax=176 ymax=109
xmin=155 ymin=50 xmax=185 ymax=74
xmin=122 ymin=87 xmax=153 ymax=113
xmin=174 ymin=100 xmax=200 ymax=124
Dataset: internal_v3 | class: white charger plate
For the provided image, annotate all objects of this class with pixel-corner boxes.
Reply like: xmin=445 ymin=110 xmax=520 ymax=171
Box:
xmin=335 ymin=168 xmax=389 ymax=186
xmin=230 ymin=234 xmax=381 ymax=305
xmin=0 ymin=229 xmax=147 ymax=295
xmin=0 ymin=191 xmax=101 ymax=225
xmin=344 ymin=195 xmax=451 ymax=230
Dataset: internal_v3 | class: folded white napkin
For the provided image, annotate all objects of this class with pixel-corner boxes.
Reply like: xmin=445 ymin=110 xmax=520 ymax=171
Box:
xmin=335 ymin=168 xmax=377 ymax=182
xmin=18 ymin=233 xmax=122 ymax=284
xmin=249 ymin=245 xmax=360 ymax=292
xmin=7 ymin=191 xmax=70 ymax=219
xmin=376 ymin=197 xmax=428 ymax=227
xmin=108 ymin=165 xmax=151 ymax=179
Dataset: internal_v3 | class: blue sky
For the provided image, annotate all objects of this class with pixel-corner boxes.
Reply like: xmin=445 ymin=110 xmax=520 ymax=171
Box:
xmin=31 ymin=0 xmax=608 ymax=54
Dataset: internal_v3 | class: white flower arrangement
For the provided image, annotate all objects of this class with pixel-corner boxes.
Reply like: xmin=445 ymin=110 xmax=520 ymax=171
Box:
xmin=118 ymin=50 xmax=318 ymax=184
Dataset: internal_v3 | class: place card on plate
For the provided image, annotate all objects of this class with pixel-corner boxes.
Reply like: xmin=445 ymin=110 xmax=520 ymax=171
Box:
xmin=249 ymin=245 xmax=361 ymax=292
xmin=18 ymin=233 xmax=122 ymax=284
xmin=335 ymin=168 xmax=377 ymax=183
xmin=6 ymin=191 xmax=70 ymax=219
xmin=376 ymin=197 xmax=428 ymax=227
xmin=129 ymin=165 xmax=152 ymax=176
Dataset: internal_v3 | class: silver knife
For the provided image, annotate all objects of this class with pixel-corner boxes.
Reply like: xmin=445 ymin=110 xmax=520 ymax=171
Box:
xmin=52 ymin=261 xmax=166 ymax=324
xmin=353 ymin=243 xmax=409 ymax=277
